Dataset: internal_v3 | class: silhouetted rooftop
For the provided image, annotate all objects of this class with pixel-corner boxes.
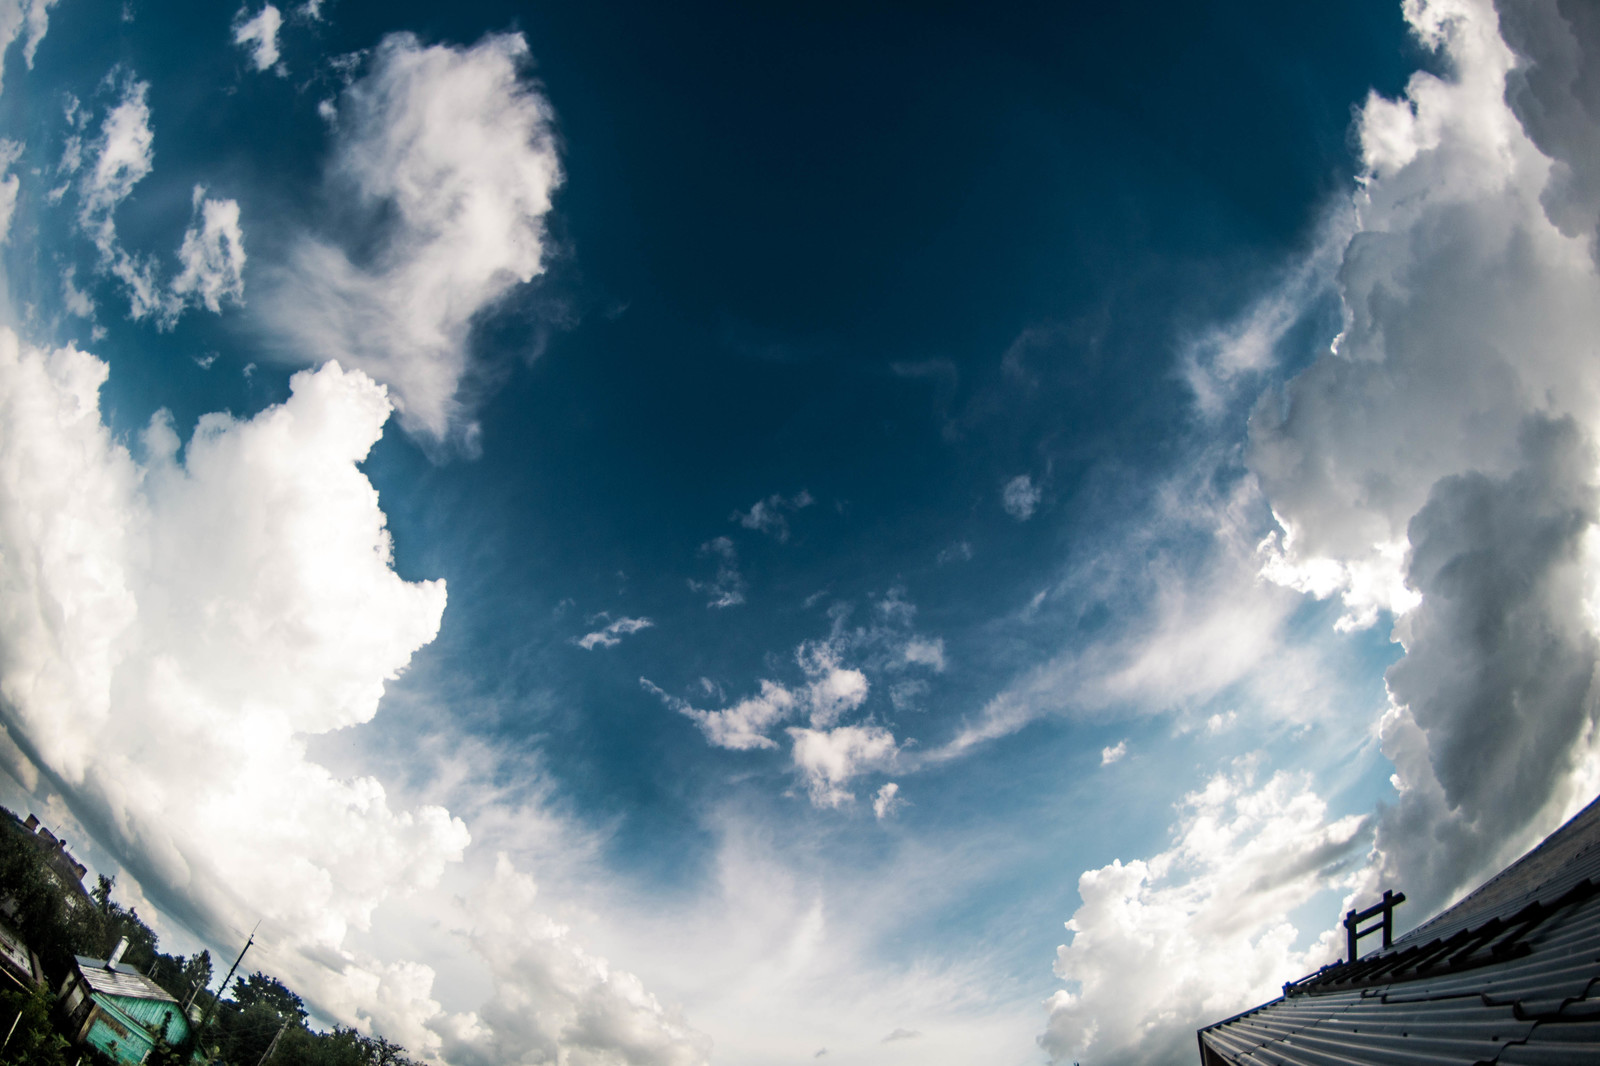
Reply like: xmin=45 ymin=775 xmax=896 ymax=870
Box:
xmin=1198 ymin=793 xmax=1600 ymax=1065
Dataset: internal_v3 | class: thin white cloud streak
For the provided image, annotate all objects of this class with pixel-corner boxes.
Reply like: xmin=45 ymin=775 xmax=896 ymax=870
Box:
xmin=1178 ymin=206 xmax=1355 ymax=420
xmin=687 ymin=535 xmax=746 ymax=608
xmin=733 ymin=490 xmax=814 ymax=542
xmin=566 ymin=812 xmax=1048 ymax=1066
xmin=576 ymin=615 xmax=654 ymax=650
xmin=0 ymin=138 xmax=20 ymax=247
xmin=265 ymin=32 xmax=562 ymax=446
xmin=0 ymin=337 xmax=705 ymax=1064
xmin=924 ymin=465 xmax=1333 ymax=767
xmin=641 ymin=678 xmax=795 ymax=751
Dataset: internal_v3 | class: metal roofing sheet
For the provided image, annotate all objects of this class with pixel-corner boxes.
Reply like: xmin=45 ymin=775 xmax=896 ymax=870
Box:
xmin=74 ymin=956 xmax=179 ymax=1003
xmin=1198 ymin=793 xmax=1600 ymax=1066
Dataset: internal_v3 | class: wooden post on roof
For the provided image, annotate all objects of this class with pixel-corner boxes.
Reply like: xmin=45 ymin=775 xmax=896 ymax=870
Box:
xmin=1344 ymin=889 xmax=1406 ymax=963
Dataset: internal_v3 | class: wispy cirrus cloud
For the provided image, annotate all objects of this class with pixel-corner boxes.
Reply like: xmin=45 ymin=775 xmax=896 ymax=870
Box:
xmin=732 ymin=489 xmax=814 ymax=542
xmin=264 ymin=32 xmax=562 ymax=448
xmin=688 ymin=535 xmax=746 ymax=608
xmin=576 ymin=614 xmax=654 ymax=650
xmin=65 ymin=78 xmax=246 ymax=326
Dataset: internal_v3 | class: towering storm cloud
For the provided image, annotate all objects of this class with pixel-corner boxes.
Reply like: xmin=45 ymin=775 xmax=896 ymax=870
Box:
xmin=1044 ymin=0 xmax=1600 ymax=1061
xmin=1254 ymin=0 xmax=1600 ymax=911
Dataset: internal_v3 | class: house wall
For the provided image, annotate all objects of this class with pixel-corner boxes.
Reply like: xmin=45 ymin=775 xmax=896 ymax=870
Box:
xmin=83 ymin=1005 xmax=153 ymax=1064
xmin=81 ymin=995 xmax=189 ymax=1065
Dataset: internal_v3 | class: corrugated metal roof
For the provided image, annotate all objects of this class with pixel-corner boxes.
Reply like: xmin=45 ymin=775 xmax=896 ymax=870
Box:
xmin=1198 ymin=793 xmax=1600 ymax=1066
xmin=74 ymin=956 xmax=180 ymax=1003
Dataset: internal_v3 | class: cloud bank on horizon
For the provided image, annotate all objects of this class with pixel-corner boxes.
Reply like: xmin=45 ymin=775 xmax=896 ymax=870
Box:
xmin=0 ymin=1 xmax=1596 ymax=1065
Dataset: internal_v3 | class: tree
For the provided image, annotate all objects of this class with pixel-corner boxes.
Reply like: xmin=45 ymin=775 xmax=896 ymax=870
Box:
xmin=90 ymin=874 xmax=161 ymax=970
xmin=231 ymin=973 xmax=307 ymax=1023
xmin=0 ymin=818 xmax=105 ymax=979
xmin=0 ymin=986 xmax=71 ymax=1066
xmin=273 ymin=1026 xmax=423 ymax=1066
xmin=212 ymin=972 xmax=309 ymax=1066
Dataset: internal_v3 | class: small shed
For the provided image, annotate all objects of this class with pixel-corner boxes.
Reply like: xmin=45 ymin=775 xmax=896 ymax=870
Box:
xmin=59 ymin=942 xmax=191 ymax=1065
xmin=1197 ymin=792 xmax=1600 ymax=1065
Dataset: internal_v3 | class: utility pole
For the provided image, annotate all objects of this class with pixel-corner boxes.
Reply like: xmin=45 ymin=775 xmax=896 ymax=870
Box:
xmin=193 ymin=921 xmax=259 ymax=1052
xmin=255 ymin=1019 xmax=290 ymax=1066
xmin=1 ymin=1006 xmax=22 ymax=1055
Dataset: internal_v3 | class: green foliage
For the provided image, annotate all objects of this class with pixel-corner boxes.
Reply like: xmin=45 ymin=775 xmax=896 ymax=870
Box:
xmin=272 ymin=1026 xmax=422 ymax=1066
xmin=91 ymin=874 xmax=161 ymax=972
xmin=0 ymin=985 xmax=71 ymax=1066
xmin=147 ymin=948 xmax=213 ymax=1005
xmin=230 ymin=973 xmax=306 ymax=1023
xmin=209 ymin=972 xmax=308 ymax=1066
xmin=0 ymin=810 xmax=425 ymax=1066
xmin=0 ymin=817 xmax=103 ymax=978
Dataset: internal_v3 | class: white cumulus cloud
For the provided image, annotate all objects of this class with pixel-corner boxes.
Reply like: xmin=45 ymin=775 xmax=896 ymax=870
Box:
xmin=1040 ymin=766 xmax=1366 ymax=1065
xmin=232 ymin=5 xmax=283 ymax=73
xmin=1001 ymin=474 xmax=1040 ymax=521
xmin=788 ymin=724 xmax=898 ymax=810
xmin=871 ymin=782 xmax=902 ymax=820
xmin=0 ymin=337 xmax=455 ymax=1027
xmin=170 ymin=186 xmax=246 ymax=314
xmin=0 ymin=335 xmax=702 ymax=1063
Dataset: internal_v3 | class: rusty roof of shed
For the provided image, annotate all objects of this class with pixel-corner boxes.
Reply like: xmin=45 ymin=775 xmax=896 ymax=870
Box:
xmin=1197 ymin=793 xmax=1600 ymax=1066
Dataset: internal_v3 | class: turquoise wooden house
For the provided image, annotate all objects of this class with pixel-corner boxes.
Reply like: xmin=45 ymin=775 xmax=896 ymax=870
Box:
xmin=58 ymin=939 xmax=191 ymax=1065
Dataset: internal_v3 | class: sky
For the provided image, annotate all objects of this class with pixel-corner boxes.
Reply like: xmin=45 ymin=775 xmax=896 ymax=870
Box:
xmin=1 ymin=0 xmax=1599 ymax=1063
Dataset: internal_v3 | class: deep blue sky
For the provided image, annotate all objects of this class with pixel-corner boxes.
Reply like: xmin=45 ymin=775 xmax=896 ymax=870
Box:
xmin=15 ymin=0 xmax=1417 ymax=961
xmin=0 ymin=0 xmax=1494 ymax=1061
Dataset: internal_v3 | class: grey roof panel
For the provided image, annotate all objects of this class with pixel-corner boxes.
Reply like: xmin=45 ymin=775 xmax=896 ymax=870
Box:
xmin=73 ymin=956 xmax=179 ymax=1003
xmin=1199 ymin=792 xmax=1600 ymax=1065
